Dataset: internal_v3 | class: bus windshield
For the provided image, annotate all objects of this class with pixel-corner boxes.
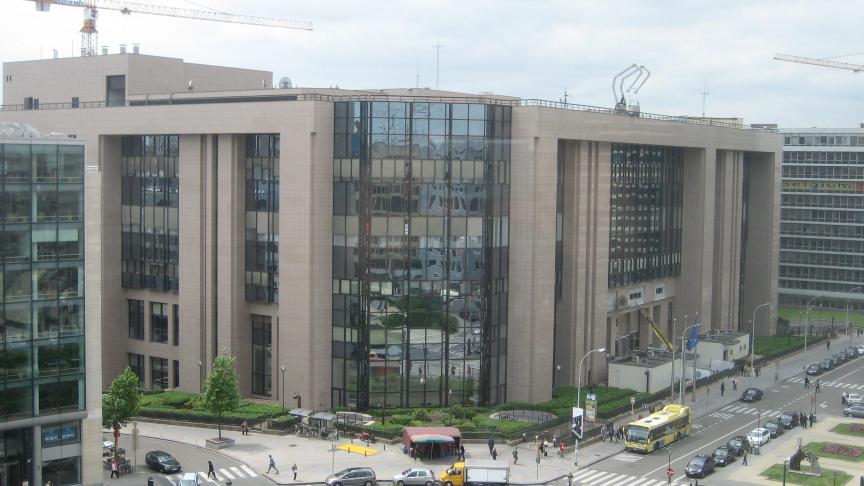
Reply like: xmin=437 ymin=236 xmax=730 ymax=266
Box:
xmin=626 ymin=426 xmax=649 ymax=442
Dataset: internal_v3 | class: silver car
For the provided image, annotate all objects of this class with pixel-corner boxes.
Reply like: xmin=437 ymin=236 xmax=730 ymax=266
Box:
xmin=393 ymin=468 xmax=436 ymax=486
xmin=325 ymin=467 xmax=376 ymax=486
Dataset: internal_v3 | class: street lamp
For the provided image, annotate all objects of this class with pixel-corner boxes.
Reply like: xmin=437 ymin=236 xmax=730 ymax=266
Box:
xmin=751 ymin=302 xmax=771 ymax=374
xmin=846 ymin=286 xmax=862 ymax=341
xmin=574 ymin=347 xmax=606 ymax=467
xmin=644 ymin=369 xmax=650 ymax=394
xmin=804 ymin=295 xmax=823 ymax=352
xmin=666 ymin=448 xmax=672 ymax=486
xmin=197 ymin=361 xmax=203 ymax=393
xmin=782 ymin=458 xmax=788 ymax=486
xmin=280 ymin=366 xmax=286 ymax=412
xmin=679 ymin=320 xmax=700 ymax=405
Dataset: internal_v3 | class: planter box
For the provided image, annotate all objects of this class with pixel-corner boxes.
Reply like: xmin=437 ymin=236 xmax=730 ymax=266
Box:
xmin=205 ymin=437 xmax=235 ymax=450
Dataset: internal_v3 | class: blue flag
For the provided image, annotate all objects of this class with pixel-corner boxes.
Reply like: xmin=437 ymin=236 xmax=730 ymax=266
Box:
xmin=686 ymin=317 xmax=701 ymax=351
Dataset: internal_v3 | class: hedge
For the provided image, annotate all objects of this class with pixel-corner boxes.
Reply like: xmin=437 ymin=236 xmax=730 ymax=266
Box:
xmin=137 ymin=391 xmax=286 ymax=424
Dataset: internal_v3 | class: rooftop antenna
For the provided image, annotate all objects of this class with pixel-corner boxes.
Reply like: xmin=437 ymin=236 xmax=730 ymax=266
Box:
xmin=416 ymin=56 xmax=420 ymax=89
xmin=701 ymin=79 xmax=710 ymax=117
xmin=561 ymin=88 xmax=568 ymax=104
xmin=434 ymin=41 xmax=445 ymax=89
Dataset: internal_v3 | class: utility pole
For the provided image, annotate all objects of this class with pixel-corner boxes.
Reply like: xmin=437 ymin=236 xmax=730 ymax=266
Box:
xmin=434 ymin=41 xmax=445 ymax=89
xmin=700 ymin=79 xmax=709 ymax=117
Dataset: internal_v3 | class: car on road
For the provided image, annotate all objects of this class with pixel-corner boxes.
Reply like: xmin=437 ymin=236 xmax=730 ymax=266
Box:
xmin=857 ymin=344 xmax=864 ymax=356
xmin=779 ymin=411 xmax=800 ymax=429
xmin=747 ymin=428 xmax=771 ymax=447
xmin=178 ymin=473 xmax=200 ymax=486
xmin=806 ymin=364 xmax=822 ymax=376
xmin=831 ymin=354 xmax=844 ymax=366
xmin=712 ymin=446 xmax=735 ymax=467
xmin=326 ymin=467 xmax=377 ymax=486
xmin=845 ymin=347 xmax=859 ymax=359
xmin=844 ymin=405 xmax=864 ymax=418
xmin=145 ymin=451 xmax=181 ymax=474
xmin=726 ymin=436 xmax=750 ymax=456
xmin=740 ymin=388 xmax=763 ymax=402
xmin=847 ymin=393 xmax=863 ymax=405
xmin=394 ymin=469 xmax=436 ymax=486
xmin=819 ymin=358 xmax=834 ymax=371
xmin=685 ymin=455 xmax=715 ymax=478
xmin=764 ymin=420 xmax=783 ymax=438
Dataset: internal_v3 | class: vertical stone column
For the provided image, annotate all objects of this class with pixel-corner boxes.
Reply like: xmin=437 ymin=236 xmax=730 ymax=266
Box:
xmin=679 ymin=147 xmax=716 ymax=329
xmin=741 ymin=151 xmax=781 ymax=336
xmin=279 ymin=101 xmax=333 ymax=410
xmin=711 ymin=150 xmax=744 ymax=330
xmin=215 ymin=135 xmax=251 ymax=395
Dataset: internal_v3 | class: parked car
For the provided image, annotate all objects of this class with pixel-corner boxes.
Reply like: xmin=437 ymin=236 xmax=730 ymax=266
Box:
xmin=178 ymin=473 xmax=200 ymax=486
xmin=844 ymin=405 xmax=864 ymax=418
xmin=779 ymin=411 xmax=800 ymax=429
xmin=741 ymin=388 xmax=763 ymax=402
xmin=326 ymin=467 xmax=377 ymax=486
xmin=844 ymin=348 xmax=858 ymax=360
xmin=831 ymin=354 xmax=844 ymax=366
xmin=764 ymin=420 xmax=783 ymax=438
xmin=806 ymin=364 xmax=822 ymax=375
xmin=847 ymin=393 xmax=863 ymax=405
xmin=145 ymin=451 xmax=181 ymax=474
xmin=685 ymin=455 xmax=715 ymax=478
xmin=819 ymin=358 xmax=834 ymax=371
xmin=712 ymin=446 xmax=735 ymax=467
xmin=856 ymin=344 xmax=864 ymax=356
xmin=726 ymin=436 xmax=750 ymax=456
xmin=747 ymin=428 xmax=771 ymax=447
xmin=394 ymin=469 xmax=436 ymax=486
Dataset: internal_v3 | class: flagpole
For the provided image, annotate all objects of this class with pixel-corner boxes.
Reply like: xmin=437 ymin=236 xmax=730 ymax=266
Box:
xmin=692 ymin=313 xmax=700 ymax=403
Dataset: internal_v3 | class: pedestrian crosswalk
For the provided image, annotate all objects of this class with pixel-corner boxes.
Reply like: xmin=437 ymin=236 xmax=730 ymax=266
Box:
xmin=720 ymin=404 xmax=784 ymax=416
xmin=170 ymin=466 xmax=258 ymax=485
xmin=789 ymin=377 xmax=864 ymax=390
xmin=571 ymin=468 xmax=682 ymax=486
xmin=708 ymin=412 xmax=735 ymax=420
xmin=611 ymin=452 xmax=643 ymax=463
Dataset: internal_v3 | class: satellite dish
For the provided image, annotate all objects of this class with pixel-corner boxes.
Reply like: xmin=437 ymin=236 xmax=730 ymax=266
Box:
xmin=278 ymin=77 xmax=292 ymax=89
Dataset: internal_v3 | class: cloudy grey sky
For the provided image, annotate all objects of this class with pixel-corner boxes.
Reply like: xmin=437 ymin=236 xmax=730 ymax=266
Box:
xmin=2 ymin=0 xmax=861 ymax=127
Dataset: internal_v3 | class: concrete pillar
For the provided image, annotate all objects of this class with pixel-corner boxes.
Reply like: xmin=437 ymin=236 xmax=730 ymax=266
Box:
xmin=679 ymin=147 xmax=716 ymax=330
xmin=32 ymin=424 xmax=42 ymax=486
xmin=711 ymin=150 xmax=745 ymax=331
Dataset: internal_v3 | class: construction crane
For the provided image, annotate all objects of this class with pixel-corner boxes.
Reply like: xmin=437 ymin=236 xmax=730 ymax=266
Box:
xmin=774 ymin=53 xmax=864 ymax=73
xmin=28 ymin=0 xmax=313 ymax=57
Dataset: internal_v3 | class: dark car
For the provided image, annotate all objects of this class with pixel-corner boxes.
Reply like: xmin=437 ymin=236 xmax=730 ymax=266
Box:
xmin=844 ymin=405 xmax=864 ymax=418
xmin=806 ymin=364 xmax=822 ymax=376
xmin=819 ymin=358 xmax=834 ymax=371
xmin=726 ymin=436 xmax=751 ymax=457
xmin=764 ymin=420 xmax=783 ymax=438
xmin=741 ymin=388 xmax=763 ymax=402
xmin=779 ymin=411 xmax=800 ymax=429
xmin=712 ymin=446 xmax=735 ymax=466
xmin=831 ymin=354 xmax=844 ymax=365
xmin=145 ymin=451 xmax=181 ymax=474
xmin=685 ymin=454 xmax=715 ymax=478
xmin=845 ymin=347 xmax=858 ymax=360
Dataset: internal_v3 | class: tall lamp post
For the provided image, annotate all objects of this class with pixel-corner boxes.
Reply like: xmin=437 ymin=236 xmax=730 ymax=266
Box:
xmin=575 ymin=347 xmax=606 ymax=467
xmin=804 ymin=295 xmax=823 ymax=352
xmin=669 ymin=318 xmax=677 ymax=402
xmin=280 ymin=366 xmax=286 ymax=412
xmin=750 ymin=302 xmax=771 ymax=374
xmin=679 ymin=321 xmax=700 ymax=405
xmin=846 ymin=286 xmax=862 ymax=341
xmin=666 ymin=448 xmax=672 ymax=486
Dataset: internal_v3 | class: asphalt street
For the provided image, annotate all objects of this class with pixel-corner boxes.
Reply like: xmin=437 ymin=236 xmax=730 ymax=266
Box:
xmin=103 ymin=432 xmax=271 ymax=486
xmin=576 ymin=345 xmax=864 ymax=485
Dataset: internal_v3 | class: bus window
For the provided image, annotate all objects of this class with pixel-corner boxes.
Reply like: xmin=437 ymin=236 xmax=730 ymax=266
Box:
xmin=626 ymin=426 xmax=649 ymax=442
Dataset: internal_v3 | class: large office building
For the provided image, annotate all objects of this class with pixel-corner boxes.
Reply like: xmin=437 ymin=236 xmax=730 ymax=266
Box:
xmin=0 ymin=126 xmax=100 ymax=486
xmin=0 ymin=53 xmax=781 ymax=413
xmin=779 ymin=128 xmax=864 ymax=314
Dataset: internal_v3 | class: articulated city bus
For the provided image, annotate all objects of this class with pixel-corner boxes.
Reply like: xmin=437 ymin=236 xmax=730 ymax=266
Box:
xmin=624 ymin=404 xmax=691 ymax=452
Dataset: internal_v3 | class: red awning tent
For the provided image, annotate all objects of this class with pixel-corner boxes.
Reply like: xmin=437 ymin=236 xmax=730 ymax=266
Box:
xmin=402 ymin=426 xmax=462 ymax=447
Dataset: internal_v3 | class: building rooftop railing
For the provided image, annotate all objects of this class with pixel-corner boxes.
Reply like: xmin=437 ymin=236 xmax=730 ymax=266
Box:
xmin=0 ymin=93 xmax=778 ymax=132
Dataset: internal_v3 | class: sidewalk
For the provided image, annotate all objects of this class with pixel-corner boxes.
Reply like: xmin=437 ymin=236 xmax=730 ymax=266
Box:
xmin=123 ymin=334 xmax=864 ymax=484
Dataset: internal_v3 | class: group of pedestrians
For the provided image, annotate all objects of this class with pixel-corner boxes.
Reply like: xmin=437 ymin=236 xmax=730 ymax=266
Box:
xmin=803 ymin=376 xmax=821 ymax=392
xmin=265 ymin=455 xmax=298 ymax=480
xmin=598 ymin=423 xmax=621 ymax=443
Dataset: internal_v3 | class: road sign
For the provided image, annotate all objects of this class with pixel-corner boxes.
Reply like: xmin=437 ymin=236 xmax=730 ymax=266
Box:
xmin=586 ymin=394 xmax=597 ymax=421
xmin=630 ymin=396 xmax=636 ymax=405
xmin=666 ymin=467 xmax=674 ymax=477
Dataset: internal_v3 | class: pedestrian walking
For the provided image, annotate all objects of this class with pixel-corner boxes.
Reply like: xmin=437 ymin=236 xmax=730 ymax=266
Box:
xmin=512 ymin=448 xmax=518 ymax=464
xmin=460 ymin=444 xmax=466 ymax=461
xmin=241 ymin=420 xmax=248 ymax=435
xmin=816 ymin=380 xmax=821 ymax=393
xmin=756 ymin=365 xmax=761 ymax=377
xmin=804 ymin=376 xmax=810 ymax=389
xmin=488 ymin=436 xmax=495 ymax=455
xmin=732 ymin=379 xmax=738 ymax=391
xmin=207 ymin=461 xmax=216 ymax=479
xmin=809 ymin=413 xmax=815 ymax=426
xmin=607 ymin=425 xmax=615 ymax=442
xmin=827 ymin=340 xmax=831 ymax=351
xmin=742 ymin=449 xmax=748 ymax=466
xmin=267 ymin=454 xmax=279 ymax=474
xmin=292 ymin=463 xmax=298 ymax=481
xmin=707 ymin=385 xmax=711 ymax=398
xmin=492 ymin=448 xmax=498 ymax=461
xmin=842 ymin=391 xmax=848 ymax=405
xmin=600 ymin=424 xmax=608 ymax=441
xmin=110 ymin=460 xmax=120 ymax=479
xmin=559 ymin=441 xmax=566 ymax=456
xmin=720 ymin=381 xmax=725 ymax=397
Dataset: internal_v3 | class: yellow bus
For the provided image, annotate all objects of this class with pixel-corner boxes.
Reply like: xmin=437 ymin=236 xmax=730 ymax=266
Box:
xmin=624 ymin=404 xmax=691 ymax=453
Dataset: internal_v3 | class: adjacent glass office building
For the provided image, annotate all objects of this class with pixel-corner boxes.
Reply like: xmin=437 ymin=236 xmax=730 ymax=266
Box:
xmin=779 ymin=129 xmax=864 ymax=311
xmin=331 ymin=101 xmax=511 ymax=410
xmin=0 ymin=139 xmax=86 ymax=486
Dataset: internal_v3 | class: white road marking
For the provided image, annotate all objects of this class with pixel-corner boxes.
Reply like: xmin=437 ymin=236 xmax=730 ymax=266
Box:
xmin=230 ymin=467 xmax=245 ymax=478
xmin=219 ymin=469 xmax=235 ymax=480
xmin=200 ymin=472 xmax=218 ymax=485
xmin=240 ymin=465 xmax=258 ymax=477
xmin=583 ymin=472 xmax=614 ymax=484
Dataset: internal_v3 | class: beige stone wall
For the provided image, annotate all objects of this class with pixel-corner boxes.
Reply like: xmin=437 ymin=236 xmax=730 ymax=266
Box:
xmin=711 ymin=150 xmax=745 ymax=331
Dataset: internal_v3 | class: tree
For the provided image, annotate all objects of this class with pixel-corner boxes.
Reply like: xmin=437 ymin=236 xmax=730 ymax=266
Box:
xmin=102 ymin=367 xmax=142 ymax=462
xmin=202 ymin=354 xmax=241 ymax=439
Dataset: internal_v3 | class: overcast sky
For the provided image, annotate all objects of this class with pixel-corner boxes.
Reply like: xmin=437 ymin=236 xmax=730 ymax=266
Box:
xmin=2 ymin=0 xmax=861 ymax=127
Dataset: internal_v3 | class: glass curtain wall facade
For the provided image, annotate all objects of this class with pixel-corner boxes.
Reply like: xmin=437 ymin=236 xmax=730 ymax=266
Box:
xmin=608 ymin=144 xmax=684 ymax=288
xmin=0 ymin=141 xmax=85 ymax=486
xmin=121 ymin=135 xmax=179 ymax=292
xmin=245 ymin=135 xmax=279 ymax=303
xmin=251 ymin=315 xmax=272 ymax=396
xmin=779 ymin=131 xmax=864 ymax=311
xmin=332 ymin=101 xmax=511 ymax=410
